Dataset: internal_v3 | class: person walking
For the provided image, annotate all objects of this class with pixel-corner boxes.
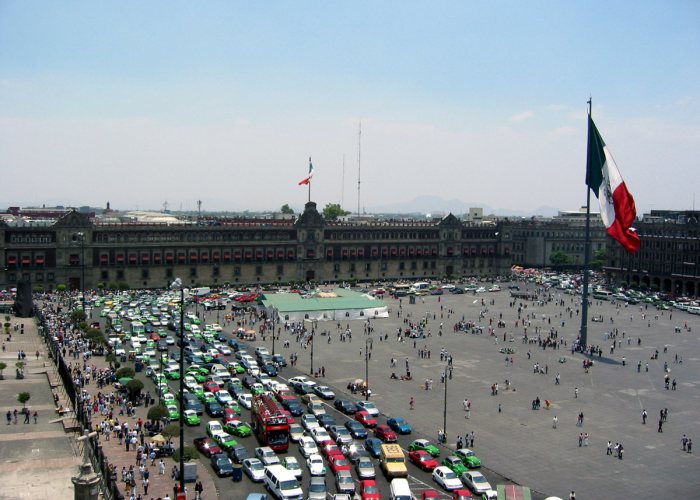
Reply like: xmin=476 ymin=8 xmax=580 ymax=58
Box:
xmin=579 ymin=433 xmax=583 ymax=447
xmin=6 ymin=411 xmax=11 ymax=425
xmin=142 ymin=478 xmax=149 ymax=495
xmin=607 ymin=441 xmax=613 ymax=455
xmin=574 ymin=387 xmax=578 ymax=398
xmin=553 ymin=416 xmax=558 ymax=428
xmin=584 ymin=433 xmax=589 ymax=446
xmin=24 ymin=410 xmax=30 ymax=424
xmin=409 ymin=397 xmax=414 ymax=410
xmin=682 ymin=435 xmax=688 ymax=451
xmin=688 ymin=439 xmax=693 ymax=454
xmin=555 ymin=373 xmax=560 ymax=385
xmin=470 ymin=431 xmax=474 ymax=447
xmin=642 ymin=409 xmax=647 ymax=424
xmin=658 ymin=419 xmax=664 ymax=433
xmin=33 ymin=411 xmax=38 ymax=424
xmin=195 ymin=481 xmax=203 ymax=500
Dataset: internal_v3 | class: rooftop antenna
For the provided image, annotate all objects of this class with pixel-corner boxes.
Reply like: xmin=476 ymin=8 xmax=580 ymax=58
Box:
xmin=357 ymin=121 xmax=361 ymax=216
xmin=341 ymin=154 xmax=345 ymax=209
xmin=163 ymin=200 xmax=169 ymax=213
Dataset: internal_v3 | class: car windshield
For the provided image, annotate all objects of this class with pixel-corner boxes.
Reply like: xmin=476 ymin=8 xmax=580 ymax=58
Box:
xmin=473 ymin=476 xmax=487 ymax=483
xmin=280 ymin=479 xmax=299 ymax=490
xmin=363 ymin=403 xmax=376 ymax=409
xmin=444 ymin=471 xmax=457 ymax=479
xmin=364 ymin=485 xmax=379 ymax=493
xmin=309 ymin=484 xmax=326 ymax=492
xmin=359 ymin=459 xmax=371 ymax=467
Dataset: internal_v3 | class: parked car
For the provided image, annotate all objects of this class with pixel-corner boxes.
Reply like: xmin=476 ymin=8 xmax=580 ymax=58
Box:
xmin=334 ymin=399 xmax=357 ymax=415
xmin=242 ymin=458 xmax=265 ymax=482
xmin=193 ymin=437 xmax=222 ymax=458
xmin=211 ymin=453 xmax=233 ymax=476
xmin=432 ymin=466 xmax=462 ymax=491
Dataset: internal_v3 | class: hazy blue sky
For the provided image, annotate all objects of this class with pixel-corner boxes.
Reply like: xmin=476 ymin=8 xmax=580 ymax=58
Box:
xmin=1 ymin=1 xmax=698 ymax=214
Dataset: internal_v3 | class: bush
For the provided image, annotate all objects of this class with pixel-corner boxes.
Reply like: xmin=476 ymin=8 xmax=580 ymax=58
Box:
xmin=172 ymin=446 xmax=198 ymax=462
xmin=105 ymin=353 xmax=116 ymax=363
xmin=115 ymin=367 xmax=135 ymax=379
xmin=118 ymin=282 xmax=130 ymax=291
xmin=97 ymin=283 xmax=105 ymax=290
xmin=651 ymin=284 xmax=659 ymax=291
xmin=147 ymin=405 xmax=170 ymax=423
xmin=640 ymin=283 xmax=649 ymax=290
xmin=620 ymin=281 xmax=628 ymax=288
xmin=18 ymin=392 xmax=30 ymax=408
xmin=71 ymin=310 xmax=87 ymax=323
xmin=162 ymin=423 xmax=181 ymax=442
xmin=0 ymin=362 xmax=6 ymax=379
xmin=57 ymin=284 xmax=67 ymax=292
xmin=126 ymin=379 xmax=144 ymax=400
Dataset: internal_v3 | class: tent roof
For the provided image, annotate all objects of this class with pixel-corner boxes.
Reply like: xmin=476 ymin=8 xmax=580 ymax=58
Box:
xmin=260 ymin=288 xmax=387 ymax=313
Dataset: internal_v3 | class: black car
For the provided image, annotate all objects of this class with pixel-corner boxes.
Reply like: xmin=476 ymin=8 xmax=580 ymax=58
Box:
xmin=271 ymin=354 xmax=287 ymax=367
xmin=508 ymin=284 xmax=520 ymax=290
xmin=234 ymin=342 xmax=248 ymax=352
xmin=170 ymin=352 xmax=181 ymax=362
xmin=228 ymin=384 xmax=246 ymax=398
xmin=284 ymin=400 xmax=304 ymax=416
xmin=261 ymin=364 xmax=278 ymax=377
xmin=211 ymin=453 xmax=233 ymax=476
xmin=317 ymin=414 xmax=336 ymax=429
xmin=451 ymin=288 xmax=465 ymax=294
xmin=345 ymin=421 xmax=368 ymax=439
xmin=228 ymin=443 xmax=251 ymax=464
xmin=157 ymin=340 xmax=169 ymax=352
xmin=242 ymin=376 xmax=256 ymax=389
xmin=145 ymin=324 xmax=154 ymax=334
xmin=205 ymin=401 xmax=224 ymax=417
xmin=334 ymin=399 xmax=357 ymax=415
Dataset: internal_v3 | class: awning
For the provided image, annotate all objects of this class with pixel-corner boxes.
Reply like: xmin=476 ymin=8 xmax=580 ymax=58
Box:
xmin=409 ymin=249 xmax=414 ymax=257
xmin=234 ymin=252 xmax=241 ymax=259
xmin=277 ymin=250 xmax=284 ymax=259
xmin=142 ymin=254 xmax=149 ymax=262
xmin=371 ymin=249 xmax=378 ymax=256
xmin=267 ymin=251 xmax=273 ymax=259
xmin=100 ymin=255 xmax=108 ymax=263
xmin=327 ymin=250 xmax=333 ymax=258
xmin=201 ymin=253 xmax=209 ymax=261
xmin=36 ymin=256 xmax=45 ymax=265
xmin=489 ymin=248 xmax=494 ymax=254
xmin=7 ymin=256 xmax=16 ymax=265
xmin=256 ymin=251 xmax=263 ymax=259
xmin=166 ymin=253 xmax=174 ymax=262
xmin=117 ymin=255 xmax=125 ymax=262
xmin=400 ymin=249 xmax=406 ymax=256
xmin=22 ymin=256 xmax=31 ymax=264
xmin=431 ymin=249 xmax=437 ymax=256
xmin=391 ymin=249 xmax=397 ymax=256
xmin=178 ymin=253 xmax=185 ymax=261
xmin=447 ymin=248 xmax=454 ymax=255
xmin=245 ymin=252 xmax=252 ymax=259
xmin=224 ymin=252 xmax=231 ymax=260
xmin=358 ymin=249 xmax=364 ymax=257
xmin=472 ymin=249 xmax=477 ymax=255
xmin=464 ymin=248 xmax=470 ymax=256
xmin=350 ymin=250 xmax=356 ymax=257
xmin=417 ymin=249 xmax=422 ymax=256
xmin=154 ymin=254 xmax=162 ymax=261
xmin=129 ymin=254 xmax=137 ymax=262
xmin=343 ymin=250 xmax=348 ymax=256
xmin=288 ymin=250 xmax=295 ymax=258
xmin=482 ymin=248 xmax=487 ymax=254
xmin=213 ymin=252 xmax=220 ymax=260
xmin=382 ymin=249 xmax=388 ymax=257
xmin=505 ymin=249 xmax=510 ymax=255
xmin=190 ymin=253 xmax=198 ymax=260
xmin=307 ymin=250 xmax=315 ymax=258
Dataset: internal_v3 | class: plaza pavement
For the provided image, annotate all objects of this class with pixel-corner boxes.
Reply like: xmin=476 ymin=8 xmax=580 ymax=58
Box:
xmin=274 ymin=285 xmax=700 ymax=499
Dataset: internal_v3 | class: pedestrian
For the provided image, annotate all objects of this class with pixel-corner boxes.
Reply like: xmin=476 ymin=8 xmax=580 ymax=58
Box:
xmin=553 ymin=416 xmax=558 ymax=429
xmin=584 ymin=433 xmax=589 ymax=446
xmin=498 ymin=404 xmax=502 ymax=413
xmin=24 ymin=410 xmax=30 ymax=424
xmin=142 ymin=478 xmax=149 ymax=495
xmin=607 ymin=441 xmax=613 ymax=455
xmin=409 ymin=397 xmax=414 ymax=410
xmin=160 ymin=459 xmax=166 ymax=475
xmin=642 ymin=409 xmax=647 ymax=424
xmin=470 ymin=431 xmax=474 ymax=447
xmin=569 ymin=492 xmax=576 ymax=500
xmin=658 ymin=419 xmax=664 ymax=433
xmin=688 ymin=439 xmax=693 ymax=454
xmin=682 ymin=435 xmax=688 ymax=451
xmin=33 ymin=411 xmax=38 ymax=424
xmin=579 ymin=433 xmax=583 ymax=447
xmin=195 ymin=480 xmax=203 ymax=500
xmin=6 ymin=411 xmax=11 ymax=425
xmin=555 ymin=373 xmax=560 ymax=385
xmin=574 ymin=387 xmax=578 ymax=398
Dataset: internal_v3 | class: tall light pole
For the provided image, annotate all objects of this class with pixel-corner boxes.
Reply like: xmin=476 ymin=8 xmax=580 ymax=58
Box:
xmin=75 ymin=232 xmax=86 ymax=311
xmin=365 ymin=337 xmax=373 ymax=401
xmin=443 ymin=365 xmax=453 ymax=442
xmin=270 ymin=306 xmax=276 ymax=356
xmin=170 ymin=278 xmax=186 ymax=495
xmin=309 ymin=319 xmax=317 ymax=376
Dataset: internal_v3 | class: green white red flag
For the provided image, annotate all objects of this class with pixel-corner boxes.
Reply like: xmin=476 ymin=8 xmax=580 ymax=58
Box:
xmin=586 ymin=116 xmax=640 ymax=254
xmin=299 ymin=157 xmax=314 ymax=185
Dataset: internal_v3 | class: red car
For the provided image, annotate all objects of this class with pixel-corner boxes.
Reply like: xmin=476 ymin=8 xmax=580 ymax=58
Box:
xmin=321 ymin=441 xmax=344 ymax=460
xmin=409 ymin=450 xmax=439 ymax=471
xmin=203 ymin=381 xmax=221 ymax=393
xmin=192 ymin=437 xmax=222 ymax=458
xmin=356 ymin=411 xmax=377 ymax=428
xmin=422 ymin=490 xmax=440 ymax=500
xmin=453 ymin=489 xmax=472 ymax=500
xmin=151 ymin=333 xmax=161 ymax=340
xmin=223 ymin=408 xmax=240 ymax=423
xmin=360 ymin=480 xmax=381 ymax=500
xmin=280 ymin=410 xmax=296 ymax=424
xmin=328 ymin=455 xmax=352 ymax=473
xmin=374 ymin=425 xmax=397 ymax=443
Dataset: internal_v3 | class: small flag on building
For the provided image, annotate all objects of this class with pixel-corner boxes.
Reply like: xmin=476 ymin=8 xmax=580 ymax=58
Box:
xmin=586 ymin=116 xmax=640 ymax=254
xmin=299 ymin=157 xmax=314 ymax=185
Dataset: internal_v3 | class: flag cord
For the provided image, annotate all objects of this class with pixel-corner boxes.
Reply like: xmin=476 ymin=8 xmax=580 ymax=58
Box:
xmin=580 ymin=98 xmax=592 ymax=347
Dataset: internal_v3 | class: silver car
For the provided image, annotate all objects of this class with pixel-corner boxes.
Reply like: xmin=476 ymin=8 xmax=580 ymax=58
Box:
xmin=307 ymin=477 xmax=327 ymax=500
xmin=461 ymin=471 xmax=493 ymax=495
xmin=242 ymin=458 xmax=265 ymax=482
xmin=354 ymin=457 xmax=375 ymax=479
xmin=329 ymin=425 xmax=353 ymax=445
xmin=335 ymin=470 xmax=355 ymax=494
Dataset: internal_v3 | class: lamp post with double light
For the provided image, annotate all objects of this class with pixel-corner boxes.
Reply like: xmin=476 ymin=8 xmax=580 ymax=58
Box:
xmin=365 ymin=337 xmax=373 ymax=401
xmin=170 ymin=278 xmax=186 ymax=494
xmin=443 ymin=365 xmax=453 ymax=442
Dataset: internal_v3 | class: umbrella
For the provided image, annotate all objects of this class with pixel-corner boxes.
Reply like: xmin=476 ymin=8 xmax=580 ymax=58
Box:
xmin=237 ymin=328 xmax=246 ymax=332
xmin=151 ymin=435 xmax=167 ymax=442
xmin=246 ymin=330 xmax=256 ymax=335
xmin=118 ymin=377 xmax=133 ymax=385
xmin=353 ymin=379 xmax=364 ymax=385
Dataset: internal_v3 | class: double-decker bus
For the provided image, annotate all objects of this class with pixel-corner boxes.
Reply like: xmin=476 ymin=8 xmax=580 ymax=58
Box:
xmin=251 ymin=394 xmax=290 ymax=452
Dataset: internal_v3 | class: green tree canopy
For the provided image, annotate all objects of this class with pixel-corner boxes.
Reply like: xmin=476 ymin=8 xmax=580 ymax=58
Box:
xmin=147 ymin=405 xmax=170 ymax=423
xmin=322 ymin=203 xmax=351 ymax=220
xmin=115 ymin=367 xmax=135 ymax=379
xmin=162 ymin=423 xmax=181 ymax=442
xmin=71 ymin=310 xmax=87 ymax=323
xmin=173 ymin=446 xmax=198 ymax=462
xmin=18 ymin=392 xmax=30 ymax=408
xmin=549 ymin=250 xmax=572 ymax=267
xmin=280 ymin=204 xmax=295 ymax=214
xmin=126 ymin=379 xmax=144 ymax=400
xmin=0 ymin=362 xmax=7 ymax=379
xmin=57 ymin=284 xmax=67 ymax=292
xmin=595 ymin=248 xmax=607 ymax=260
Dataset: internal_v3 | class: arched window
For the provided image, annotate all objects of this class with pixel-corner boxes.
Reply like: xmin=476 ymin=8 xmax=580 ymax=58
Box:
xmin=304 ymin=314 xmax=309 ymax=319
xmin=360 ymin=311 xmax=365 ymax=316
xmin=346 ymin=312 xmax=350 ymax=317
xmin=285 ymin=315 xmax=290 ymax=321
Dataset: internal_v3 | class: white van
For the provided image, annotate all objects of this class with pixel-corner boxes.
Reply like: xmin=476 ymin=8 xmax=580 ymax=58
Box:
xmin=262 ymin=464 xmax=303 ymax=500
xmin=390 ymin=478 xmax=411 ymax=500
xmin=130 ymin=338 xmax=141 ymax=350
xmin=687 ymin=306 xmax=700 ymax=315
xmin=210 ymin=364 xmax=231 ymax=382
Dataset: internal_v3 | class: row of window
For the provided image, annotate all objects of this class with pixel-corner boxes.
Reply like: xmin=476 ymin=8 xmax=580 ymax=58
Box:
xmin=93 ymin=231 xmax=295 ymax=244
xmin=6 ymin=255 xmax=46 ymax=266
xmin=325 ymin=247 xmax=501 ymax=259
xmin=97 ymin=249 xmax=299 ymax=265
xmin=7 ymin=272 xmax=53 ymax=282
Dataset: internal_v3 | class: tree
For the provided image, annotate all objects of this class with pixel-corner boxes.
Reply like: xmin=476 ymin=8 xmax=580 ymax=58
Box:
xmin=115 ymin=367 xmax=135 ymax=379
xmin=86 ymin=328 xmax=106 ymax=345
xmin=549 ymin=250 xmax=572 ymax=269
xmin=71 ymin=310 xmax=87 ymax=323
xmin=126 ymin=379 xmax=144 ymax=401
xmin=118 ymin=282 xmax=130 ymax=290
xmin=162 ymin=423 xmax=181 ymax=443
xmin=322 ymin=203 xmax=351 ymax=220
xmin=97 ymin=283 xmax=105 ymax=290
xmin=18 ymin=392 xmax=30 ymax=408
xmin=57 ymin=284 xmax=67 ymax=292
xmin=147 ymin=405 xmax=169 ymax=423
xmin=595 ymin=248 xmax=607 ymax=261
xmin=33 ymin=285 xmax=44 ymax=293
xmin=280 ymin=204 xmax=295 ymax=214
xmin=0 ymin=362 xmax=6 ymax=380
xmin=640 ymin=283 xmax=649 ymax=291
xmin=173 ymin=446 xmax=199 ymax=462
xmin=620 ymin=280 xmax=628 ymax=288
xmin=651 ymin=283 xmax=659 ymax=291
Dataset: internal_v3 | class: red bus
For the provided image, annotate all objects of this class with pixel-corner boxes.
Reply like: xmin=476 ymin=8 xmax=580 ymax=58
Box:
xmin=251 ymin=394 xmax=290 ymax=452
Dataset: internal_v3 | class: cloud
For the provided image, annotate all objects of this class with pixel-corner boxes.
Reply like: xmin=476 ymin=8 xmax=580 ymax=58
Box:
xmin=508 ymin=110 xmax=534 ymax=123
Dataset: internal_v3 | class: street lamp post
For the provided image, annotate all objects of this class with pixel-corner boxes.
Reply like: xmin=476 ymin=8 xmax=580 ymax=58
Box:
xmin=74 ymin=232 xmax=86 ymax=311
xmin=365 ymin=337 xmax=373 ymax=401
xmin=170 ymin=278 xmax=186 ymax=495
xmin=270 ymin=306 xmax=276 ymax=356
xmin=443 ymin=365 xmax=453 ymax=442
xmin=309 ymin=319 xmax=317 ymax=376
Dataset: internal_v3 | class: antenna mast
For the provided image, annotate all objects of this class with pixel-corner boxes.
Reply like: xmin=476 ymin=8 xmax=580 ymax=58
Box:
xmin=357 ymin=122 xmax=361 ymax=216
xmin=197 ymin=200 xmax=202 ymax=219
xmin=341 ymin=154 xmax=345 ymax=208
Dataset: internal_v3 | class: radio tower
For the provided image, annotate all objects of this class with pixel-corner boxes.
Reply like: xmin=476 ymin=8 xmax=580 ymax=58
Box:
xmin=357 ymin=122 xmax=361 ymax=217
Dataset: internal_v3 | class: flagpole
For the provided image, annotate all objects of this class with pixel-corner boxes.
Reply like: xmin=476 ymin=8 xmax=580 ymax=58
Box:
xmin=308 ymin=156 xmax=311 ymax=203
xmin=580 ymin=97 xmax=593 ymax=348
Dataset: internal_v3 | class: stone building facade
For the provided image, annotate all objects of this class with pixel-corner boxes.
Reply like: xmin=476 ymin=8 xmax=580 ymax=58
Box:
xmin=1 ymin=202 xmax=511 ymax=291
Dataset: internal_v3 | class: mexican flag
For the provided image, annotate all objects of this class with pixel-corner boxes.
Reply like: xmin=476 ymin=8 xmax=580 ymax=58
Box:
xmin=298 ymin=158 xmax=314 ymax=185
xmin=586 ymin=116 xmax=640 ymax=254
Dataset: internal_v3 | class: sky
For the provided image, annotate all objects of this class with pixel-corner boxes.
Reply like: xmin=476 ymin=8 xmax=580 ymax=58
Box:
xmin=1 ymin=1 xmax=699 ymax=215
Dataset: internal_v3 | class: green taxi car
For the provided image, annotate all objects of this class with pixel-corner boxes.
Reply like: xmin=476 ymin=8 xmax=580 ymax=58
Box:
xmin=455 ymin=448 xmax=482 ymax=468
xmin=442 ymin=456 xmax=468 ymax=476
xmin=191 ymin=317 xmax=201 ymax=325
xmin=212 ymin=431 xmax=238 ymax=450
xmin=223 ymin=420 xmax=252 ymax=437
xmin=166 ymin=404 xmax=180 ymax=420
xmin=183 ymin=410 xmax=201 ymax=426
xmin=409 ymin=439 xmax=440 ymax=457
xmin=164 ymin=369 xmax=181 ymax=380
xmin=229 ymin=363 xmax=245 ymax=374
xmin=202 ymin=392 xmax=217 ymax=404
xmin=224 ymin=401 xmax=241 ymax=414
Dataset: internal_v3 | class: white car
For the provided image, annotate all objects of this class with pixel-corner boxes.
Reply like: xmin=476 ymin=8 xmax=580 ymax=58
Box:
xmin=476 ymin=287 xmax=486 ymax=293
xmin=301 ymin=414 xmax=320 ymax=432
xmin=255 ymin=446 xmax=280 ymax=466
xmin=433 ymin=466 xmax=463 ymax=491
xmin=308 ymin=402 xmax=326 ymax=417
xmin=237 ymin=393 xmax=253 ymax=409
xmin=206 ymin=421 xmax=223 ymax=436
xmin=355 ymin=401 xmax=379 ymax=417
xmin=442 ymin=284 xmax=455 ymax=290
xmin=289 ymin=423 xmax=305 ymax=442
xmin=310 ymin=427 xmax=331 ymax=445
xmin=306 ymin=454 xmax=326 ymax=476
xmin=218 ymin=346 xmax=232 ymax=356
xmin=242 ymin=458 xmax=265 ymax=482
xmin=461 ymin=471 xmax=493 ymax=495
xmin=282 ymin=456 xmax=303 ymax=479
xmin=299 ymin=436 xmax=319 ymax=457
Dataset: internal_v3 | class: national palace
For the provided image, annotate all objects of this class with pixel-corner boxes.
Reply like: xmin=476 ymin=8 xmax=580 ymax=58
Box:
xmin=1 ymin=202 xmax=698 ymax=297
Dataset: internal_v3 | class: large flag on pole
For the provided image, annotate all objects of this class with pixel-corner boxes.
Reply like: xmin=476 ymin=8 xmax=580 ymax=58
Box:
xmin=586 ymin=116 xmax=640 ymax=254
xmin=298 ymin=157 xmax=314 ymax=185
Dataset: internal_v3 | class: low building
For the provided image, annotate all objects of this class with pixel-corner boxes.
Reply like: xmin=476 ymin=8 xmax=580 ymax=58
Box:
xmin=259 ymin=289 xmax=388 ymax=323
